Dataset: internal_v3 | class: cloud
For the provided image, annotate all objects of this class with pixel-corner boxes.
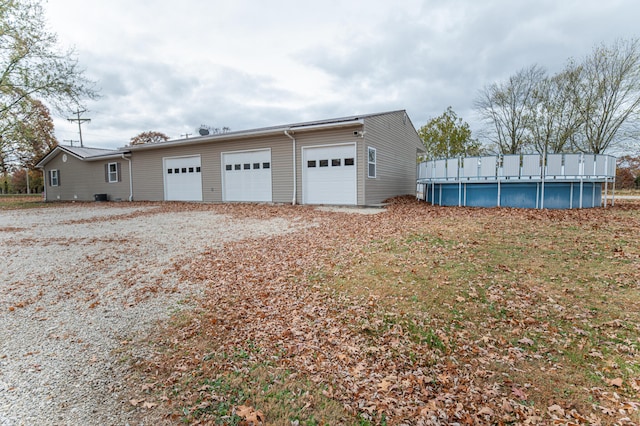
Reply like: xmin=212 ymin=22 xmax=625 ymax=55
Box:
xmin=46 ymin=0 xmax=640 ymax=149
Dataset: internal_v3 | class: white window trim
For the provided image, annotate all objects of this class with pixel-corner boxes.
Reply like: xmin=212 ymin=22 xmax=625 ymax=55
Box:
xmin=367 ymin=146 xmax=377 ymax=178
xmin=107 ymin=162 xmax=118 ymax=183
xmin=50 ymin=169 xmax=59 ymax=186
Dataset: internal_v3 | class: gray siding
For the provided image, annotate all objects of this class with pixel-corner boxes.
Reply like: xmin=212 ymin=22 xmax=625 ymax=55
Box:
xmin=42 ymin=110 xmax=423 ymax=206
xmin=43 ymin=152 xmax=130 ymax=201
xmin=362 ymin=111 xmax=423 ymax=205
xmin=131 ymin=135 xmax=294 ymax=202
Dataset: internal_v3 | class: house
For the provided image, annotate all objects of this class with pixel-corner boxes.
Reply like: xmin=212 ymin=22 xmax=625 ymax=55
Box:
xmin=36 ymin=110 xmax=424 ymax=206
xmin=35 ymin=146 xmax=133 ymax=202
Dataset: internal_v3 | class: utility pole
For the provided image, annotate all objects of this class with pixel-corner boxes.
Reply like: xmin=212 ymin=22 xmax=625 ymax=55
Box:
xmin=181 ymin=133 xmax=192 ymax=139
xmin=63 ymin=139 xmax=79 ymax=147
xmin=67 ymin=109 xmax=91 ymax=147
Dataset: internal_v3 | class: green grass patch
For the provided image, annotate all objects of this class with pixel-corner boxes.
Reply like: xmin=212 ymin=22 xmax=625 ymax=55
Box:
xmin=0 ymin=194 xmax=46 ymax=209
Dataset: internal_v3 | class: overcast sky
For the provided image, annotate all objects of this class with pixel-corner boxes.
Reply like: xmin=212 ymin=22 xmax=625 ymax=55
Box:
xmin=45 ymin=0 xmax=639 ymax=150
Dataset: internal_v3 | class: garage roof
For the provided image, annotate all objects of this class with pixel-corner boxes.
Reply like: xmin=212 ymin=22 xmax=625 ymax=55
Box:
xmin=124 ymin=110 xmax=404 ymax=151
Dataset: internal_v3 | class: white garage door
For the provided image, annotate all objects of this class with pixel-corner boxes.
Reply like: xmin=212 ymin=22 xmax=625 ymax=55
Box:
xmin=163 ymin=155 xmax=203 ymax=201
xmin=222 ymin=149 xmax=272 ymax=202
xmin=303 ymin=144 xmax=356 ymax=205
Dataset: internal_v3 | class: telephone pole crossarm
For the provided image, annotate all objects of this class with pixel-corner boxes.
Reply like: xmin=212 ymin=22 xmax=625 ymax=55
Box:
xmin=67 ymin=109 xmax=91 ymax=147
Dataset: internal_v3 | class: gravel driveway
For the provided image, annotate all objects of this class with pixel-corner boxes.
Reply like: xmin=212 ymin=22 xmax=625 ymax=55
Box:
xmin=0 ymin=203 xmax=301 ymax=425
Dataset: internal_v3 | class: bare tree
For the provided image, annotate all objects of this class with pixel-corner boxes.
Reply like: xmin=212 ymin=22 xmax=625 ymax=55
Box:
xmin=474 ymin=65 xmax=546 ymax=154
xmin=572 ymin=38 xmax=640 ymax=154
xmin=525 ymin=66 xmax=584 ymax=154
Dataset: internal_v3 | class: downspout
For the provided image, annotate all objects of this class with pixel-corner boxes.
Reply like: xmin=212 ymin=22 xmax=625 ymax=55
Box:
xmin=284 ymin=130 xmax=296 ymax=205
xmin=121 ymin=153 xmax=133 ymax=202
xmin=42 ymin=169 xmax=46 ymax=201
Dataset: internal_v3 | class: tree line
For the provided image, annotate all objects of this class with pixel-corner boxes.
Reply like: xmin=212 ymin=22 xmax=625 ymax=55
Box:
xmin=420 ymin=38 xmax=640 ymax=159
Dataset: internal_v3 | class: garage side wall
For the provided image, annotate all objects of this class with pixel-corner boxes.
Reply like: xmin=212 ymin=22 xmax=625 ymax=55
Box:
xmin=43 ymin=153 xmax=131 ymax=201
xmin=363 ymin=111 xmax=423 ymax=205
xmin=130 ymin=136 xmax=293 ymax=202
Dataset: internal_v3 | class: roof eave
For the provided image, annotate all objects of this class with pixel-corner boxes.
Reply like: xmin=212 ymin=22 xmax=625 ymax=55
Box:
xmin=35 ymin=146 xmax=128 ymax=168
xmin=126 ymin=119 xmax=365 ymax=151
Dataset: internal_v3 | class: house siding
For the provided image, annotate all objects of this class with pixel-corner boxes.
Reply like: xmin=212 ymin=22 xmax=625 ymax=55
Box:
xmin=130 ymin=135 xmax=294 ymax=202
xmin=362 ymin=111 xmax=423 ymax=205
xmin=43 ymin=152 xmax=130 ymax=201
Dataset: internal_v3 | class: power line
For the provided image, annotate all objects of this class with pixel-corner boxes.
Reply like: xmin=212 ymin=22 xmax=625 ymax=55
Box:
xmin=67 ymin=109 xmax=91 ymax=147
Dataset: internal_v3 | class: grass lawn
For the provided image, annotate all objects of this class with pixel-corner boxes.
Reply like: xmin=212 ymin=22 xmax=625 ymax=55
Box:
xmin=0 ymin=194 xmax=46 ymax=210
xmin=116 ymin=199 xmax=640 ymax=424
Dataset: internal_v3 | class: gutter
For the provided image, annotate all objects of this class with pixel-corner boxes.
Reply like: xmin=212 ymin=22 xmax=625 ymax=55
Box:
xmin=284 ymin=130 xmax=296 ymax=205
xmin=121 ymin=153 xmax=133 ymax=201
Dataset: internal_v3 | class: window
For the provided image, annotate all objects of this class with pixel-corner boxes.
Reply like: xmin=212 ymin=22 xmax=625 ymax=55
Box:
xmin=368 ymin=147 xmax=376 ymax=178
xmin=226 ymin=164 xmax=232 ymax=171
xmin=332 ymin=159 xmax=341 ymax=167
xmin=319 ymin=159 xmax=329 ymax=167
xmin=196 ymin=166 xmax=201 ymax=172
xmin=181 ymin=168 xmax=187 ymax=173
xmin=167 ymin=168 xmax=173 ymax=174
xmin=243 ymin=163 xmax=251 ymax=170
xmin=49 ymin=169 xmax=59 ymax=186
xmin=345 ymin=158 xmax=355 ymax=166
xmin=106 ymin=162 xmax=119 ymax=183
xmin=188 ymin=167 xmax=194 ymax=173
xmin=263 ymin=162 xmax=270 ymax=169
xmin=174 ymin=168 xmax=180 ymax=174
xmin=307 ymin=160 xmax=316 ymax=168
xmin=253 ymin=163 xmax=260 ymax=169
xmin=234 ymin=164 xmax=241 ymax=170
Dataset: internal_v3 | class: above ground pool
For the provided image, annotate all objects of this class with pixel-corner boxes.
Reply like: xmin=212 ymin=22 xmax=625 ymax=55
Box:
xmin=416 ymin=153 xmax=616 ymax=209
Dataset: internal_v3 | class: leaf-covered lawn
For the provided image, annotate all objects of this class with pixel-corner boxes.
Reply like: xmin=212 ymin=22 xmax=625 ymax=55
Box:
xmin=128 ymin=198 xmax=640 ymax=425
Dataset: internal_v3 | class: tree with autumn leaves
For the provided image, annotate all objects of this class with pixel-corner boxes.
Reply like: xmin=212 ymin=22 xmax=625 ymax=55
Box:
xmin=0 ymin=0 xmax=97 ymax=192
xmin=129 ymin=131 xmax=170 ymax=146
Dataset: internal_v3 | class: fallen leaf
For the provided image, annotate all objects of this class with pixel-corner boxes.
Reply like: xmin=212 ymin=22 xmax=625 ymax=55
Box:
xmin=478 ymin=406 xmax=494 ymax=416
xmin=235 ymin=405 xmax=264 ymax=424
xmin=548 ymin=404 xmax=565 ymax=416
xmin=606 ymin=377 xmax=623 ymax=387
xmin=518 ymin=337 xmax=535 ymax=346
xmin=129 ymin=398 xmax=144 ymax=406
xmin=512 ymin=386 xmax=529 ymax=400
xmin=378 ymin=379 xmax=393 ymax=392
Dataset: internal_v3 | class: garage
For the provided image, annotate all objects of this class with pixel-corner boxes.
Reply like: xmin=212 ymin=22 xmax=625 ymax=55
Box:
xmin=163 ymin=155 xmax=203 ymax=201
xmin=222 ymin=149 xmax=272 ymax=202
xmin=302 ymin=143 xmax=357 ymax=205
